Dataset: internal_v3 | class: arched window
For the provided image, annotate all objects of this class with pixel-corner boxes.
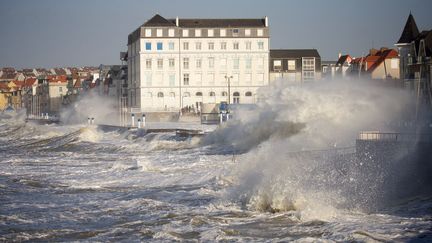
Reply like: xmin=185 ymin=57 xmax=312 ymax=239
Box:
xmin=245 ymin=91 xmax=252 ymax=97
xmin=196 ymin=92 xmax=202 ymax=96
xmin=183 ymin=92 xmax=190 ymax=97
xmin=221 ymin=91 xmax=228 ymax=96
xmin=209 ymin=91 xmax=216 ymax=97
xmin=233 ymin=92 xmax=240 ymax=104
xmin=157 ymin=92 xmax=164 ymax=98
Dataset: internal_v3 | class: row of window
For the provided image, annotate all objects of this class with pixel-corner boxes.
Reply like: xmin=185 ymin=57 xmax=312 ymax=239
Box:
xmin=145 ymin=28 xmax=264 ymax=38
xmin=145 ymin=57 xmax=264 ymax=70
xmin=152 ymin=91 xmax=253 ymax=98
xmin=142 ymin=72 xmax=265 ymax=86
xmin=144 ymin=41 xmax=265 ymax=51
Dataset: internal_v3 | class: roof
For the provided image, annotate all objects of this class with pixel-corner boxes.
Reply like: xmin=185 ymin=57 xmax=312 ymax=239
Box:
xmin=175 ymin=18 xmax=265 ymax=28
xmin=0 ymin=73 xmax=17 ymax=80
xmin=142 ymin=14 xmax=266 ymax=28
xmin=24 ymin=78 xmax=37 ymax=87
xmin=270 ymin=49 xmax=321 ymax=59
xmin=143 ymin=14 xmax=176 ymax=27
xmin=414 ymin=30 xmax=432 ymax=56
xmin=397 ymin=13 xmax=420 ymax=44
xmin=336 ymin=55 xmax=352 ymax=66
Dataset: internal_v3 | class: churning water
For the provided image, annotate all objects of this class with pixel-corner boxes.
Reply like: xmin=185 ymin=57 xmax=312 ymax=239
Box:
xmin=1 ymin=81 xmax=432 ymax=242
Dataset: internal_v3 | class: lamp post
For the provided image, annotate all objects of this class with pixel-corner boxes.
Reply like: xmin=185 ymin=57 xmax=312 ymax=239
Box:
xmin=224 ymin=75 xmax=233 ymax=105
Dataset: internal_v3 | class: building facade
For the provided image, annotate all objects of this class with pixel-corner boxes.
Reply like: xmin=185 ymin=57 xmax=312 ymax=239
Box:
xmin=269 ymin=49 xmax=321 ymax=83
xmin=127 ymin=14 xmax=270 ymax=113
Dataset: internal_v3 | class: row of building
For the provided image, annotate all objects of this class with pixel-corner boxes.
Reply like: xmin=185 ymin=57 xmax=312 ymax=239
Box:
xmin=1 ymin=13 xmax=430 ymax=124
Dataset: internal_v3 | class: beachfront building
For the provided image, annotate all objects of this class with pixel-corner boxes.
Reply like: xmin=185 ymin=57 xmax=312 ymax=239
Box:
xmin=127 ymin=14 xmax=270 ymax=113
xmin=269 ymin=49 xmax=321 ymax=83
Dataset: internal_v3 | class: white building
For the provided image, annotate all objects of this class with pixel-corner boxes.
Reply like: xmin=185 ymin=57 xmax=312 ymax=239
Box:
xmin=127 ymin=14 xmax=270 ymax=113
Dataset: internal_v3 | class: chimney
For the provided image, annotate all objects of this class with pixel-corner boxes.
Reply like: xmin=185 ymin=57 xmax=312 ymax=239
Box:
xmin=176 ymin=16 xmax=179 ymax=27
xmin=264 ymin=16 xmax=268 ymax=27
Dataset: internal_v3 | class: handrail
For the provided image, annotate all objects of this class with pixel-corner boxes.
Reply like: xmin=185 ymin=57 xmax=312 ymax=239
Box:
xmin=358 ymin=132 xmax=432 ymax=143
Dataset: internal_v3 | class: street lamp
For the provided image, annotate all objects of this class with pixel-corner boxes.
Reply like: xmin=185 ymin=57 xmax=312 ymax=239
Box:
xmin=224 ymin=75 xmax=233 ymax=105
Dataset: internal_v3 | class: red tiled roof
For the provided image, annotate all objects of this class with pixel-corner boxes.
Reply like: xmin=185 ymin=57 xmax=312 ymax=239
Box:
xmin=24 ymin=78 xmax=37 ymax=87
xmin=0 ymin=82 xmax=11 ymax=92
xmin=47 ymin=75 xmax=68 ymax=83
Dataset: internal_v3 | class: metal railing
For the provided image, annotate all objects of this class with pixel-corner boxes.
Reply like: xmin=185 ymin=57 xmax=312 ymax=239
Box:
xmin=358 ymin=131 xmax=432 ymax=143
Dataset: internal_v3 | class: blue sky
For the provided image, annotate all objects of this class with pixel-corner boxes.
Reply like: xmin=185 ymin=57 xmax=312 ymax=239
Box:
xmin=1 ymin=0 xmax=431 ymax=68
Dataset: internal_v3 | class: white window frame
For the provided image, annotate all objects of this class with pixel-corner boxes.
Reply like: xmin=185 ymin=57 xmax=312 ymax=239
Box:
xmin=208 ymin=29 xmax=214 ymax=37
xmin=156 ymin=29 xmax=163 ymax=37
xmin=257 ymin=29 xmax=264 ymax=36
xmin=182 ymin=29 xmax=189 ymax=37
xmin=168 ymin=29 xmax=175 ymax=37
xmin=145 ymin=29 xmax=152 ymax=37
xmin=220 ymin=29 xmax=226 ymax=37
xmin=195 ymin=29 xmax=201 ymax=37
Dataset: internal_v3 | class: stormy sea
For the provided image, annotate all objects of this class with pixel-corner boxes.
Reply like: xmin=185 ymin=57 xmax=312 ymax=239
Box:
xmin=1 ymin=80 xmax=432 ymax=242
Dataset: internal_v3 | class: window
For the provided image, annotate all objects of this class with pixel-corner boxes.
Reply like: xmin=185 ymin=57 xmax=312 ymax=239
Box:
xmin=157 ymin=59 xmax=163 ymax=69
xmin=208 ymin=29 xmax=214 ymax=37
xmin=288 ymin=60 xmax=296 ymax=71
xmin=168 ymin=42 xmax=175 ymax=50
xmin=183 ymin=42 xmax=189 ymax=50
xmin=257 ymin=57 xmax=264 ymax=69
xmin=182 ymin=29 xmax=189 ymax=37
xmin=59 ymin=87 xmax=62 ymax=92
xmin=220 ymin=58 xmax=227 ymax=69
xmin=183 ymin=92 xmax=190 ymax=97
xmin=195 ymin=73 xmax=202 ymax=85
xmin=168 ymin=29 xmax=175 ymax=37
xmin=183 ymin=58 xmax=189 ymax=69
xmin=208 ymin=57 xmax=215 ymax=68
xmin=245 ymin=29 xmax=251 ymax=36
xmin=303 ymin=71 xmax=315 ymax=81
xmin=391 ymin=58 xmax=398 ymax=69
xmin=157 ymin=42 xmax=163 ymax=50
xmin=183 ymin=74 xmax=189 ymax=85
xmin=209 ymin=91 xmax=215 ymax=97
xmin=233 ymin=42 xmax=239 ymax=50
xmin=233 ymin=58 xmax=239 ymax=69
xmin=233 ymin=92 xmax=240 ymax=104
xmin=245 ymin=73 xmax=252 ymax=84
xmin=157 ymin=92 xmax=164 ymax=98
xmin=245 ymin=58 xmax=252 ymax=69
xmin=145 ymin=42 xmax=152 ymax=50
xmin=221 ymin=91 xmax=227 ymax=96
xmin=246 ymin=41 xmax=251 ymax=50
xmin=208 ymin=42 xmax=214 ymax=50
xmin=145 ymin=73 xmax=152 ymax=86
xmin=156 ymin=73 xmax=163 ymax=85
xmin=146 ymin=59 xmax=152 ymax=69
xmin=196 ymin=92 xmax=203 ymax=96
xmin=156 ymin=29 xmax=163 ymax=37
xmin=207 ymin=73 xmax=215 ymax=85
xmin=257 ymin=29 xmax=263 ymax=36
xmin=169 ymin=59 xmax=175 ymax=68
xmin=195 ymin=29 xmax=201 ymax=37
xmin=233 ymin=29 xmax=239 ymax=36
xmin=302 ymin=58 xmax=315 ymax=71
xmin=245 ymin=91 xmax=252 ymax=97
xmin=169 ymin=74 xmax=175 ymax=86
xmin=220 ymin=42 xmax=227 ymax=50
xmin=220 ymin=29 xmax=226 ymax=37
xmin=258 ymin=41 xmax=264 ymax=50
xmin=232 ymin=74 xmax=239 ymax=85
xmin=195 ymin=42 xmax=202 ymax=50
xmin=169 ymin=92 xmax=175 ymax=98
xmin=274 ymin=60 xmax=282 ymax=70
xmin=196 ymin=59 xmax=202 ymax=68
xmin=145 ymin=29 xmax=151 ymax=37
xmin=257 ymin=73 xmax=264 ymax=84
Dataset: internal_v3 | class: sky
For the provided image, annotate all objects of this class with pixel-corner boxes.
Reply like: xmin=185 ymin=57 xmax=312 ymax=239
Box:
xmin=1 ymin=0 xmax=431 ymax=69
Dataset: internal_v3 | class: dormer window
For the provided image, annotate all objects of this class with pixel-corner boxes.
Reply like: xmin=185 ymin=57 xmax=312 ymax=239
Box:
xmin=195 ymin=29 xmax=201 ymax=37
xmin=168 ymin=29 xmax=175 ymax=37
xmin=245 ymin=29 xmax=251 ymax=36
xmin=257 ymin=29 xmax=264 ymax=36
xmin=273 ymin=60 xmax=282 ymax=70
xmin=208 ymin=29 xmax=214 ymax=37
xmin=145 ymin=29 xmax=152 ymax=37
xmin=182 ymin=29 xmax=189 ymax=37
xmin=232 ymin=29 xmax=239 ymax=36
xmin=220 ymin=29 xmax=226 ymax=37
xmin=156 ymin=29 xmax=163 ymax=37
